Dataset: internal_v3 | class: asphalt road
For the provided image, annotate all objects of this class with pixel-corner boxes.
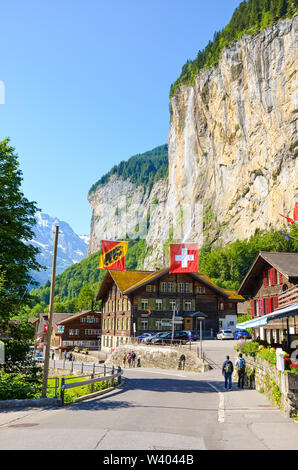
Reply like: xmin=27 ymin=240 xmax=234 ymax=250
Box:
xmin=0 ymin=340 xmax=297 ymax=451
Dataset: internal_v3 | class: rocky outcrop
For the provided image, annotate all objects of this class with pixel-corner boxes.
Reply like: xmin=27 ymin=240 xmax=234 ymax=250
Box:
xmin=87 ymin=16 xmax=298 ymax=266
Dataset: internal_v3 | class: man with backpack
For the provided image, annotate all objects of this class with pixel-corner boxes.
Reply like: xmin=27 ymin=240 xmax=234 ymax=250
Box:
xmin=235 ymin=353 xmax=246 ymax=389
xmin=222 ymin=355 xmax=234 ymax=390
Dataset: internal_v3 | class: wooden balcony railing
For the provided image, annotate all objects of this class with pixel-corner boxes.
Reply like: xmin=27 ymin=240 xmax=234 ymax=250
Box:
xmin=278 ymin=285 xmax=298 ymax=308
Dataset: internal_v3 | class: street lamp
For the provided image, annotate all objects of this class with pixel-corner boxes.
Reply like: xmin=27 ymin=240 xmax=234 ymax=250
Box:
xmin=194 ymin=313 xmax=207 ymax=359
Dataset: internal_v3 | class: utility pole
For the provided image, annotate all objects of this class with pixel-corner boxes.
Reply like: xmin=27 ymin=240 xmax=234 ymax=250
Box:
xmin=42 ymin=225 xmax=59 ymax=397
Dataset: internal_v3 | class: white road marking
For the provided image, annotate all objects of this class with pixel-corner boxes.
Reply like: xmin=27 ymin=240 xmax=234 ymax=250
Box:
xmin=207 ymin=382 xmax=225 ymax=423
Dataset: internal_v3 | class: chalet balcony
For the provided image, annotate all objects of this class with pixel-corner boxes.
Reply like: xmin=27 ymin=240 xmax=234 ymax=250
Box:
xmin=278 ymin=285 xmax=298 ymax=308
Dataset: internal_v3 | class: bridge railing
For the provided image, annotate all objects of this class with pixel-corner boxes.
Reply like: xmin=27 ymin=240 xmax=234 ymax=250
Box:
xmin=60 ymin=365 xmax=123 ymax=405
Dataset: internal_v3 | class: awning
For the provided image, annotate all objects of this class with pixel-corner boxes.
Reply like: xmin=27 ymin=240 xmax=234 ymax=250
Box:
xmin=236 ymin=316 xmax=268 ymax=329
xmin=237 ymin=302 xmax=298 ymax=329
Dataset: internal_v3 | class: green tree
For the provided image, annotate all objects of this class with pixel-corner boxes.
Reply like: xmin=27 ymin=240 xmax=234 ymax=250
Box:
xmin=0 ymin=138 xmax=42 ymax=325
xmin=75 ymin=285 xmax=97 ymax=312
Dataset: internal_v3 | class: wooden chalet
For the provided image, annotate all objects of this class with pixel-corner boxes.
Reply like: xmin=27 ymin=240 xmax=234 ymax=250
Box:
xmin=96 ymin=268 xmax=244 ymax=350
xmin=55 ymin=310 xmax=101 ymax=351
xmin=30 ymin=310 xmax=101 ymax=353
xmin=238 ymin=252 xmax=298 ymax=347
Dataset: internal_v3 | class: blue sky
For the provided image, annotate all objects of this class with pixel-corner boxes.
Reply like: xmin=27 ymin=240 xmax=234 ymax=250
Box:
xmin=0 ymin=0 xmax=240 ymax=234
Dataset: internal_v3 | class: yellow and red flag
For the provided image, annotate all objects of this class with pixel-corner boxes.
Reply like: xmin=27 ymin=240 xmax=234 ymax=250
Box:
xmin=99 ymin=240 xmax=128 ymax=271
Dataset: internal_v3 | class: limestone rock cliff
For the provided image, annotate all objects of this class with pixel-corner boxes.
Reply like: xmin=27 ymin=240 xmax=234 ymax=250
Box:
xmin=88 ymin=16 xmax=297 ymax=268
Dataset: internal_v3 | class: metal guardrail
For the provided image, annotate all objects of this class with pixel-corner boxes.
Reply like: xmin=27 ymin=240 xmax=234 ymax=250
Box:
xmin=49 ymin=360 xmax=113 ymax=375
xmin=60 ymin=365 xmax=123 ymax=405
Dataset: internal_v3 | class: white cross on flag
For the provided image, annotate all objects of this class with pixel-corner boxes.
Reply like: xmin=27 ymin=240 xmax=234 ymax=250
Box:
xmin=170 ymin=243 xmax=199 ymax=273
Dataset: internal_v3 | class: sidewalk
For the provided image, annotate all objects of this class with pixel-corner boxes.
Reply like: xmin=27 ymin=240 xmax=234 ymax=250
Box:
xmin=201 ymin=341 xmax=298 ymax=450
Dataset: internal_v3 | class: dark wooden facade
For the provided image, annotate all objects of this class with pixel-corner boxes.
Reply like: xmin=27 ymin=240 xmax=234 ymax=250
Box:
xmin=238 ymin=252 xmax=298 ymax=344
xmin=97 ymin=269 xmax=243 ymax=350
xmin=54 ymin=310 xmax=101 ymax=351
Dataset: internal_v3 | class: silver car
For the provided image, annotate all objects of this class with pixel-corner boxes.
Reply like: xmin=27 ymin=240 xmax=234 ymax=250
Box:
xmin=217 ymin=329 xmax=234 ymax=340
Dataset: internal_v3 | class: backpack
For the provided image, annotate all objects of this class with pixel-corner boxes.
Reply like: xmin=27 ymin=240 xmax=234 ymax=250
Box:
xmin=238 ymin=358 xmax=245 ymax=370
xmin=224 ymin=361 xmax=233 ymax=374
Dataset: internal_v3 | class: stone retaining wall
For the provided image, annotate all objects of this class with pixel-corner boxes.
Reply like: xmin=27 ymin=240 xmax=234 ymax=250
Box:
xmin=244 ymin=355 xmax=298 ymax=417
xmin=105 ymin=344 xmax=207 ymax=372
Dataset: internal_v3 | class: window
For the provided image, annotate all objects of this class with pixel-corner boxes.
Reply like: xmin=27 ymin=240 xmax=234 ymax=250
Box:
xmin=196 ymin=286 xmax=205 ymax=294
xmin=146 ymin=284 xmax=153 ymax=292
xmin=161 ymin=282 xmax=167 ymax=292
xmin=156 ymin=299 xmax=163 ymax=311
xmin=86 ymin=316 xmax=99 ymax=323
xmin=141 ymin=320 xmax=148 ymax=331
xmin=85 ymin=329 xmax=100 ymax=336
xmin=169 ymin=299 xmax=176 ymax=311
xmin=184 ymin=300 xmax=192 ymax=311
xmin=141 ymin=299 xmax=148 ymax=310
xmin=69 ymin=329 xmax=79 ymax=336
xmin=161 ymin=282 xmax=174 ymax=292
xmin=178 ymin=283 xmax=190 ymax=293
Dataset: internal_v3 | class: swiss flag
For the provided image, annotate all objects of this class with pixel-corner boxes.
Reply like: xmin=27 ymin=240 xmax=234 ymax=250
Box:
xmin=294 ymin=203 xmax=298 ymax=222
xmin=170 ymin=243 xmax=199 ymax=273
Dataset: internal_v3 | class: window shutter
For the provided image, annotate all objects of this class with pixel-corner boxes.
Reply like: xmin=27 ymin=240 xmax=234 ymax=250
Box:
xmin=272 ymin=296 xmax=279 ymax=311
xmin=172 ymin=283 xmax=176 ymax=293
xmin=189 ymin=283 xmax=193 ymax=293
xmin=278 ymin=272 xmax=282 ymax=284
xmin=269 ymin=268 xmax=276 ymax=286
xmin=263 ymin=271 xmax=267 ymax=287
xmin=191 ymin=299 xmax=196 ymax=311
xmin=250 ymin=300 xmax=255 ymax=317
xmin=259 ymin=298 xmax=264 ymax=316
xmin=137 ymin=298 xmax=142 ymax=310
xmin=265 ymin=297 xmax=271 ymax=314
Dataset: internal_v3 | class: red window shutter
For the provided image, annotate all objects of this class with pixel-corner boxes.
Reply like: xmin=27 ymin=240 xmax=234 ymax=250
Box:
xmin=278 ymin=272 xmax=282 ymax=284
xmin=269 ymin=268 xmax=276 ymax=286
xmin=265 ymin=297 xmax=272 ymax=314
xmin=259 ymin=298 xmax=264 ymax=316
xmin=250 ymin=299 xmax=255 ymax=317
xmin=262 ymin=270 xmax=267 ymax=287
xmin=272 ymin=296 xmax=279 ymax=311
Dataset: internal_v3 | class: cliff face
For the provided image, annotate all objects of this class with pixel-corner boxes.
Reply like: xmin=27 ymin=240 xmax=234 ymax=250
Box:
xmin=169 ymin=15 xmax=297 ymax=244
xmin=88 ymin=16 xmax=298 ymax=267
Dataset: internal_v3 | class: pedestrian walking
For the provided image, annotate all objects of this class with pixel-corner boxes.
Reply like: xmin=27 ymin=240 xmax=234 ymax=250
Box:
xmin=131 ymin=351 xmax=136 ymax=367
xmin=235 ymin=353 xmax=246 ymax=389
xmin=122 ymin=352 xmax=127 ymax=368
xmin=222 ymin=355 xmax=234 ymax=390
xmin=127 ymin=352 xmax=132 ymax=368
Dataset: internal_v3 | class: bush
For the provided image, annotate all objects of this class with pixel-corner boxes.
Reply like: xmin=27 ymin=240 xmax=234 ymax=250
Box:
xmin=241 ymin=341 xmax=260 ymax=358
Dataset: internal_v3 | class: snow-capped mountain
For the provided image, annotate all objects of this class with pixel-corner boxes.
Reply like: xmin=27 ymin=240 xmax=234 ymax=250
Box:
xmin=28 ymin=213 xmax=90 ymax=287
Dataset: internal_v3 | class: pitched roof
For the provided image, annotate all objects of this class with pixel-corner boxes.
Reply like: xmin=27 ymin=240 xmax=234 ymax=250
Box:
xmin=57 ymin=310 xmax=101 ymax=325
xmin=96 ymin=268 xmax=244 ymax=301
xmin=238 ymin=251 xmax=298 ymax=295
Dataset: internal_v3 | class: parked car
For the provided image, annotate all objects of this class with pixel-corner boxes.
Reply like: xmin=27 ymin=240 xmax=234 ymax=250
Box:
xmin=34 ymin=352 xmax=44 ymax=362
xmin=216 ymin=329 xmax=234 ymax=340
xmin=152 ymin=331 xmax=189 ymax=344
xmin=233 ymin=329 xmax=251 ymax=340
xmin=136 ymin=333 xmax=152 ymax=342
xmin=143 ymin=332 xmax=167 ymax=343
